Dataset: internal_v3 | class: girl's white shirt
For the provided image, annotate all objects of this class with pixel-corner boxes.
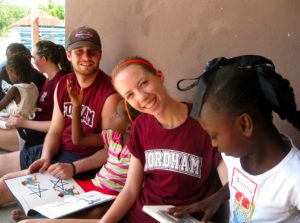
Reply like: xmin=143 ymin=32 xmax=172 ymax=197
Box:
xmin=222 ymin=136 xmax=300 ymax=223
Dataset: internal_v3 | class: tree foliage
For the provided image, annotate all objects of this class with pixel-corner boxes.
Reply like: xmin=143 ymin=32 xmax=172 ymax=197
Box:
xmin=0 ymin=0 xmax=65 ymax=37
xmin=0 ymin=2 xmax=30 ymax=36
xmin=41 ymin=0 xmax=65 ymax=20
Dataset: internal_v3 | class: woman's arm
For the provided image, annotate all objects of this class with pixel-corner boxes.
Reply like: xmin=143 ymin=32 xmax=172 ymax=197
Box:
xmin=8 ymin=115 xmax=51 ymax=132
xmin=99 ymin=155 xmax=144 ymax=223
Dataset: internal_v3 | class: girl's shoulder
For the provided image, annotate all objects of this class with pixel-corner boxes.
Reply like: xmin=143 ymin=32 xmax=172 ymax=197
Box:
xmin=102 ymin=129 xmax=123 ymax=144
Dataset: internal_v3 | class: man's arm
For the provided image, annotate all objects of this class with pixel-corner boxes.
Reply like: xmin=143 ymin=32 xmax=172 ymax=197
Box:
xmin=74 ymin=148 xmax=108 ymax=174
xmin=47 ymin=148 xmax=108 ymax=179
xmin=29 ymin=85 xmax=64 ymax=173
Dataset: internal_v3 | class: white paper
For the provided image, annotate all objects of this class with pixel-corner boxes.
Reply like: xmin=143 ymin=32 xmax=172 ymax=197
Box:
xmin=143 ymin=205 xmax=202 ymax=223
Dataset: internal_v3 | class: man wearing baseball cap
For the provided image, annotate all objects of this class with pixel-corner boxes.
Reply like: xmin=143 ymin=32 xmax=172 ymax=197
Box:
xmin=0 ymin=26 xmax=120 ymax=209
xmin=25 ymin=26 xmax=120 ymax=177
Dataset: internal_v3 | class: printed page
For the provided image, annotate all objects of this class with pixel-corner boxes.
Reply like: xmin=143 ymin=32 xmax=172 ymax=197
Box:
xmin=143 ymin=205 xmax=202 ymax=223
xmin=5 ymin=172 xmax=85 ymax=215
xmin=29 ymin=190 xmax=115 ymax=219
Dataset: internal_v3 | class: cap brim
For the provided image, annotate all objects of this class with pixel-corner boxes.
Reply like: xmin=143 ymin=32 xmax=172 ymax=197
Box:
xmin=67 ymin=41 xmax=101 ymax=51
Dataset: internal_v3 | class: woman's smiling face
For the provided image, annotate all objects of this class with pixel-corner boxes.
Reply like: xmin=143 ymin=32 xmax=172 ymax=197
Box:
xmin=114 ymin=64 xmax=167 ymax=116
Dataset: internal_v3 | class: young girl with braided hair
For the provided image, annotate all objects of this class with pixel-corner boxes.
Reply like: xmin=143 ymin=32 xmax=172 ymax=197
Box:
xmin=169 ymin=55 xmax=300 ymax=222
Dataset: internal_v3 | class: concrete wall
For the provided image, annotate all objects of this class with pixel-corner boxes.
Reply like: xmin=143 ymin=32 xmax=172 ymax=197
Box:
xmin=65 ymin=0 xmax=300 ymax=147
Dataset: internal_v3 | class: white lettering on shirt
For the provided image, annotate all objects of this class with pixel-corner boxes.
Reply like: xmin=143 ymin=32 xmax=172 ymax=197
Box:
xmin=63 ymin=102 xmax=95 ymax=127
xmin=145 ymin=149 xmax=202 ymax=178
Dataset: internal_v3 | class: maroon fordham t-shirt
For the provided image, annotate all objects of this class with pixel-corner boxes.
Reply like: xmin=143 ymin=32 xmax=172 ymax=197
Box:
xmin=127 ymin=107 xmax=221 ymax=223
xmin=56 ymin=70 xmax=115 ymax=157
xmin=35 ymin=70 xmax=65 ymax=121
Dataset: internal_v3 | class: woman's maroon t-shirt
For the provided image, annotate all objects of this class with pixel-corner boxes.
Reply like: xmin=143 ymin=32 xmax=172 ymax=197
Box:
xmin=127 ymin=108 xmax=221 ymax=222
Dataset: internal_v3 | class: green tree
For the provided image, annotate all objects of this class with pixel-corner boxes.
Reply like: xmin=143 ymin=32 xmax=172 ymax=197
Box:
xmin=0 ymin=0 xmax=64 ymax=37
xmin=0 ymin=2 xmax=30 ymax=37
xmin=41 ymin=0 xmax=65 ymax=20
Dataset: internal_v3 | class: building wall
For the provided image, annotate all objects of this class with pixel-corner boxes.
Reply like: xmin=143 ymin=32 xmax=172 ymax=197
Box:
xmin=66 ymin=0 xmax=300 ymax=147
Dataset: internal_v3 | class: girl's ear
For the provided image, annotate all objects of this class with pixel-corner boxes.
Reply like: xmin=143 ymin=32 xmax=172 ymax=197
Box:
xmin=237 ymin=113 xmax=253 ymax=137
xmin=156 ymin=70 xmax=164 ymax=82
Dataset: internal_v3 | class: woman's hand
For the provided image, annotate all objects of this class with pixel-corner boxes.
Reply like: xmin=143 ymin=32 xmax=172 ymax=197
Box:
xmin=8 ymin=114 xmax=27 ymax=128
xmin=67 ymin=79 xmax=83 ymax=107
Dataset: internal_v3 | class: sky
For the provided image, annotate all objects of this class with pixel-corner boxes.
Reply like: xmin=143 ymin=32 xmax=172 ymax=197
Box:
xmin=2 ymin=0 xmax=64 ymax=7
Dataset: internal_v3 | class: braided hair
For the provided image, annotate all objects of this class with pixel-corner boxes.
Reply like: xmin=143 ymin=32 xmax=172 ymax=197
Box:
xmin=6 ymin=54 xmax=32 ymax=83
xmin=178 ymin=55 xmax=300 ymax=131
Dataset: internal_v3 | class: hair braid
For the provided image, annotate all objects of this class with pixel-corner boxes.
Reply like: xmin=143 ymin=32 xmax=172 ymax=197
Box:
xmin=267 ymin=68 xmax=300 ymax=130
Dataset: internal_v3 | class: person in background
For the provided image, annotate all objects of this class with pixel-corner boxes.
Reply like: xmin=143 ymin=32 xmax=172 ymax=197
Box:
xmin=0 ymin=54 xmax=39 ymax=129
xmin=0 ymin=40 xmax=71 ymax=152
xmin=0 ymin=43 xmax=46 ymax=99
xmin=0 ymin=26 xmax=119 ymax=210
xmin=168 ymin=55 xmax=300 ymax=222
